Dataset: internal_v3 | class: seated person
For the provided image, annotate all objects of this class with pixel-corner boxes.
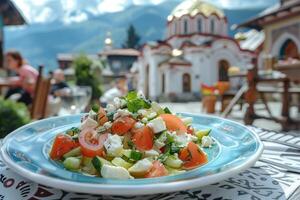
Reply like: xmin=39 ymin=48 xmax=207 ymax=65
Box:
xmin=4 ymin=51 xmax=38 ymax=105
xmin=50 ymin=69 xmax=70 ymax=97
xmin=100 ymin=78 xmax=128 ymax=106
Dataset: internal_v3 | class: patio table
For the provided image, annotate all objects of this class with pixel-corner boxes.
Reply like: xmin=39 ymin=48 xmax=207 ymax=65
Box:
xmin=0 ymin=127 xmax=300 ymax=200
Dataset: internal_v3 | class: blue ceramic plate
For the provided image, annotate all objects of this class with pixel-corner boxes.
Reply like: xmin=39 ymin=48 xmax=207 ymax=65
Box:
xmin=0 ymin=113 xmax=263 ymax=195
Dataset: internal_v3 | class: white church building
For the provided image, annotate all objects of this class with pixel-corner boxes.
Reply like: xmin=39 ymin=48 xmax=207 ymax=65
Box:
xmin=135 ymin=0 xmax=257 ymax=101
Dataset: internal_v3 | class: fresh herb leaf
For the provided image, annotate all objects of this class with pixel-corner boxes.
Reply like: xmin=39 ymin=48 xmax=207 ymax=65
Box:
xmin=126 ymin=91 xmax=138 ymax=101
xmin=166 ymin=133 xmax=174 ymax=144
xmin=66 ymin=127 xmax=80 ymax=136
xmin=143 ymin=99 xmax=151 ymax=109
xmin=130 ymin=151 xmax=143 ymax=161
xmin=91 ymin=104 xmax=99 ymax=113
xmin=164 ymin=107 xmax=172 ymax=114
xmin=127 ymin=98 xmax=145 ymax=113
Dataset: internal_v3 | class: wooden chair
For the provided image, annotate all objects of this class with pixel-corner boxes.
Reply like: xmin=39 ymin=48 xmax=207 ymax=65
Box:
xmin=30 ymin=66 xmax=51 ymax=119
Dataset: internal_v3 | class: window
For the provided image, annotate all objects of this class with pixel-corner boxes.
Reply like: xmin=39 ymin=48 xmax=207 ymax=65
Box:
xmin=183 ymin=19 xmax=188 ymax=34
xmin=210 ymin=19 xmax=215 ymax=34
xmin=279 ymin=39 xmax=299 ymax=60
xmin=197 ymin=18 xmax=202 ymax=32
xmin=161 ymin=73 xmax=165 ymax=93
xmin=174 ymin=22 xmax=177 ymax=35
xmin=182 ymin=73 xmax=191 ymax=92
xmin=218 ymin=60 xmax=229 ymax=81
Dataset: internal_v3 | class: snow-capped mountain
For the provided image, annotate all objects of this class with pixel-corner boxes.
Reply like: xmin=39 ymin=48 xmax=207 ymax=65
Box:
xmin=5 ymin=0 xmax=277 ymax=71
xmin=12 ymin=0 xmax=277 ymax=24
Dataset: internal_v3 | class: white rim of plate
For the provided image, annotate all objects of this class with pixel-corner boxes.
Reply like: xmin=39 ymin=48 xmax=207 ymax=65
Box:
xmin=0 ymin=114 xmax=264 ymax=195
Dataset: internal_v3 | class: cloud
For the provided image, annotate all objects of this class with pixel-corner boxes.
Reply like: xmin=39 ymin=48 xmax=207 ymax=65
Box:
xmin=11 ymin=0 xmax=278 ymax=24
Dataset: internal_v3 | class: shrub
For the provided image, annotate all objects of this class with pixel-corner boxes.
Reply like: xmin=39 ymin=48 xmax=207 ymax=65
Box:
xmin=73 ymin=54 xmax=103 ymax=99
xmin=0 ymin=99 xmax=30 ymax=138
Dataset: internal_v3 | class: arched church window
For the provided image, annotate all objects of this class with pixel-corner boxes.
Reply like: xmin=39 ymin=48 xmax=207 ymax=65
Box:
xmin=183 ymin=19 xmax=188 ymax=34
xmin=174 ymin=22 xmax=177 ymax=35
xmin=197 ymin=18 xmax=202 ymax=32
xmin=182 ymin=73 xmax=191 ymax=92
xmin=279 ymin=39 xmax=299 ymax=60
xmin=162 ymin=73 xmax=165 ymax=93
xmin=218 ymin=60 xmax=229 ymax=81
xmin=210 ymin=19 xmax=215 ymax=34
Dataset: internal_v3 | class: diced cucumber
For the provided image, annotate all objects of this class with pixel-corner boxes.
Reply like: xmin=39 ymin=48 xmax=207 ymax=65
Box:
xmin=182 ymin=117 xmax=193 ymax=126
xmin=111 ymin=157 xmax=133 ymax=169
xmin=151 ymin=102 xmax=164 ymax=114
xmin=164 ymin=155 xmax=183 ymax=168
xmin=195 ymin=129 xmax=212 ymax=140
xmin=122 ymin=149 xmax=132 ymax=158
xmin=63 ymin=147 xmax=81 ymax=159
xmin=166 ymin=166 xmax=186 ymax=175
xmin=128 ymin=159 xmax=153 ymax=177
xmin=82 ymin=156 xmax=93 ymax=166
xmin=121 ymin=149 xmax=142 ymax=161
xmin=92 ymin=156 xmax=112 ymax=174
xmin=63 ymin=157 xmax=81 ymax=170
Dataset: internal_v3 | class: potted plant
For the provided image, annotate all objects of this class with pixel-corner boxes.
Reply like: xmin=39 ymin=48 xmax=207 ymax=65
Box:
xmin=201 ymin=84 xmax=217 ymax=113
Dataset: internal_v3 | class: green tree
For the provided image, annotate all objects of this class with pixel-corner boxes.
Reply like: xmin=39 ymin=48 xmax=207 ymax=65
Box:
xmin=0 ymin=99 xmax=30 ymax=138
xmin=73 ymin=54 xmax=103 ymax=99
xmin=123 ymin=24 xmax=141 ymax=49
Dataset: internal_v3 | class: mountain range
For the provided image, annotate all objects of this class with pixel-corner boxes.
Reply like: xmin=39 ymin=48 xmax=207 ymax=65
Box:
xmin=4 ymin=1 xmax=264 ymax=72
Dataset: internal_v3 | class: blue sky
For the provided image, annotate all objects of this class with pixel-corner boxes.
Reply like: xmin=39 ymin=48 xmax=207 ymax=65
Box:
xmin=12 ymin=0 xmax=278 ymax=24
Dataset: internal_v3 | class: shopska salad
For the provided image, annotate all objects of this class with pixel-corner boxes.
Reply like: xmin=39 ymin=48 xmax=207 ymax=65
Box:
xmin=49 ymin=91 xmax=214 ymax=179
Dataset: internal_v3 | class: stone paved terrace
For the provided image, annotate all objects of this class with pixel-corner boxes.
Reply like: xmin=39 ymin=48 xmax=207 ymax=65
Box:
xmin=160 ymin=101 xmax=300 ymax=133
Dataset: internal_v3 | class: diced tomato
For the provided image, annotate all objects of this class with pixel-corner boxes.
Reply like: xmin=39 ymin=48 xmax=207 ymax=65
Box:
xmin=79 ymin=128 xmax=108 ymax=157
xmin=187 ymin=126 xmax=194 ymax=135
xmin=160 ymin=114 xmax=187 ymax=134
xmin=132 ymin=126 xmax=154 ymax=151
xmin=179 ymin=142 xmax=207 ymax=170
xmin=145 ymin=160 xmax=168 ymax=178
xmin=111 ymin=116 xmax=136 ymax=135
xmin=50 ymin=134 xmax=78 ymax=160
xmin=98 ymin=107 xmax=108 ymax=126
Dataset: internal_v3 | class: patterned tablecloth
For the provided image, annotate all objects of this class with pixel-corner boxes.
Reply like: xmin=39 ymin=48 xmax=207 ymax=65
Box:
xmin=1 ymin=127 xmax=300 ymax=200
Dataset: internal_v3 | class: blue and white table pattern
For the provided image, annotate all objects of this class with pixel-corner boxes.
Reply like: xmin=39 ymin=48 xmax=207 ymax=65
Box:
xmin=1 ymin=127 xmax=300 ymax=200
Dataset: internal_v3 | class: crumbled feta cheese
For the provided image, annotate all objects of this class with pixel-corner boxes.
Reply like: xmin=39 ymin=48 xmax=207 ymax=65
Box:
xmin=137 ymin=91 xmax=145 ymax=99
xmin=113 ymin=109 xmax=131 ymax=120
xmin=101 ymin=164 xmax=133 ymax=179
xmin=104 ymin=134 xmax=123 ymax=157
xmin=103 ymin=121 xmax=112 ymax=129
xmin=134 ymin=122 xmax=144 ymax=129
xmin=113 ymin=97 xmax=122 ymax=109
xmin=137 ymin=109 xmax=147 ymax=116
xmin=141 ymin=117 xmax=148 ymax=124
xmin=144 ymin=149 xmax=160 ymax=157
xmin=175 ymin=133 xmax=197 ymax=146
xmin=80 ymin=118 xmax=98 ymax=130
xmin=201 ymin=136 xmax=213 ymax=148
xmin=106 ymin=104 xmax=116 ymax=113
xmin=147 ymin=112 xmax=157 ymax=119
xmin=120 ymin=99 xmax=127 ymax=107
xmin=148 ymin=117 xmax=166 ymax=134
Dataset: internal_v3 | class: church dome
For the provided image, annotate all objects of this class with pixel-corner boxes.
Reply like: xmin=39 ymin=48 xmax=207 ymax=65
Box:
xmin=167 ymin=0 xmax=225 ymax=21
